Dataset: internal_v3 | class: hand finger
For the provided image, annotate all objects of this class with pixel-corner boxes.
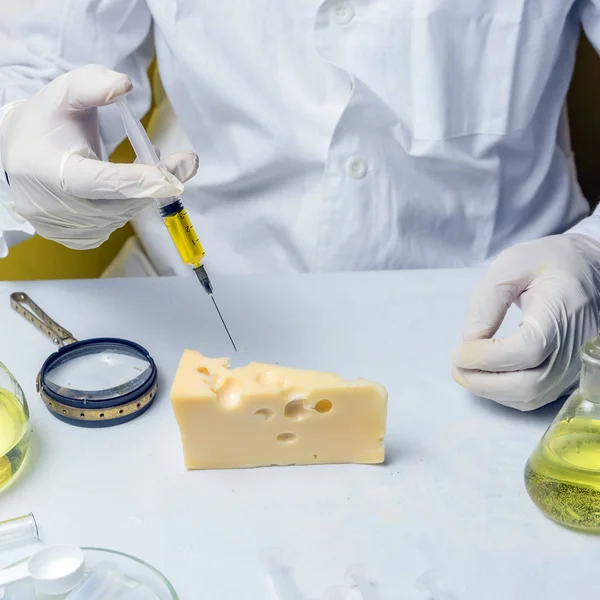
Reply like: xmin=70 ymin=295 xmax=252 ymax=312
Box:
xmin=451 ymin=366 xmax=554 ymax=411
xmin=159 ymin=151 xmax=199 ymax=184
xmin=133 ymin=146 xmax=198 ymax=183
xmin=463 ymin=252 xmax=533 ymax=341
xmin=32 ymin=214 xmax=114 ymax=249
xmin=61 ymin=64 xmax=132 ymax=111
xmin=61 ymin=154 xmax=184 ymax=200
xmin=39 ymin=229 xmax=111 ymax=250
xmin=452 ymin=316 xmax=557 ymax=372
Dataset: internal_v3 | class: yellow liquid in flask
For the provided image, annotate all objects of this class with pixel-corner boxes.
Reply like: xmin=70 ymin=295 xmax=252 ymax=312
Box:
xmin=525 ymin=417 xmax=600 ymax=531
xmin=0 ymin=389 xmax=30 ymax=489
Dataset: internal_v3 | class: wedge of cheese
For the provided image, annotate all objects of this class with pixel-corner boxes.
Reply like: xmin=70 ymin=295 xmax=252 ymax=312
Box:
xmin=170 ymin=350 xmax=388 ymax=469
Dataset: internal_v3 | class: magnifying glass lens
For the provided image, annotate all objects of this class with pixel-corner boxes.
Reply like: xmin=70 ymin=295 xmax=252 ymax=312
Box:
xmin=44 ymin=341 xmax=153 ymax=401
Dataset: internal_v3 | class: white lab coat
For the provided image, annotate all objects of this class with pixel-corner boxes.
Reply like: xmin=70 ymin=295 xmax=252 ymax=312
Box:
xmin=1 ymin=0 xmax=599 ymax=276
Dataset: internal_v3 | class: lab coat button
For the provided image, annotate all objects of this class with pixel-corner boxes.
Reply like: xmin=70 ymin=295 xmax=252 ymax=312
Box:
xmin=346 ymin=156 xmax=367 ymax=179
xmin=330 ymin=1 xmax=355 ymax=25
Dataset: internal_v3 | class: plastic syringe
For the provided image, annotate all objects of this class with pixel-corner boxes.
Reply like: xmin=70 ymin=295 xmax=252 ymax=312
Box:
xmin=346 ymin=564 xmax=385 ymax=600
xmin=416 ymin=570 xmax=455 ymax=600
xmin=114 ymin=96 xmax=236 ymax=351
xmin=260 ymin=548 xmax=306 ymax=600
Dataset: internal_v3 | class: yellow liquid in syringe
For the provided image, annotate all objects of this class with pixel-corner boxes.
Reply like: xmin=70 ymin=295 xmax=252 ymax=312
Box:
xmin=525 ymin=417 xmax=600 ymax=531
xmin=161 ymin=201 xmax=206 ymax=269
xmin=0 ymin=389 xmax=30 ymax=489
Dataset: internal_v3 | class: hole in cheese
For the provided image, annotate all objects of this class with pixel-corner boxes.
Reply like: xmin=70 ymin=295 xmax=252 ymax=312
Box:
xmin=255 ymin=408 xmax=274 ymax=421
xmin=216 ymin=378 xmax=242 ymax=409
xmin=256 ymin=371 xmax=292 ymax=390
xmin=256 ymin=371 xmax=278 ymax=385
xmin=277 ymin=432 xmax=297 ymax=444
xmin=284 ymin=399 xmax=310 ymax=421
xmin=209 ymin=374 xmax=226 ymax=394
xmin=315 ymin=399 xmax=332 ymax=413
xmin=197 ymin=367 xmax=210 ymax=376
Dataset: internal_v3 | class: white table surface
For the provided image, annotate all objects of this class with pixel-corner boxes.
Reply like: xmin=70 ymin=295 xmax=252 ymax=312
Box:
xmin=0 ymin=270 xmax=597 ymax=600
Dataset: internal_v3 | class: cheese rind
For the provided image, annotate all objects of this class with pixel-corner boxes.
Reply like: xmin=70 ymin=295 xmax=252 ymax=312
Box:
xmin=170 ymin=350 xmax=388 ymax=469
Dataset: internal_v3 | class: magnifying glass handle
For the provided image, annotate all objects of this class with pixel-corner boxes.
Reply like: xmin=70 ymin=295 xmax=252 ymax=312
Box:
xmin=10 ymin=292 xmax=78 ymax=346
xmin=0 ymin=563 xmax=30 ymax=589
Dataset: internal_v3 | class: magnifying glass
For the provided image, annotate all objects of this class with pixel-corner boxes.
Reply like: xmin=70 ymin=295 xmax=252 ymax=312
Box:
xmin=10 ymin=292 xmax=158 ymax=428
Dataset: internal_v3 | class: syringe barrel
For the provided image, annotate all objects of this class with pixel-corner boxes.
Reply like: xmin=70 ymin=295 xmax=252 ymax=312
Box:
xmin=159 ymin=199 xmax=206 ymax=269
xmin=115 ymin=96 xmax=208 ymax=273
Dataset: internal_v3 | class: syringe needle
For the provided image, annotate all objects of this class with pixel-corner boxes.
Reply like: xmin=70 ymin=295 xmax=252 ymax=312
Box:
xmin=193 ymin=265 xmax=236 ymax=351
xmin=211 ymin=295 xmax=237 ymax=352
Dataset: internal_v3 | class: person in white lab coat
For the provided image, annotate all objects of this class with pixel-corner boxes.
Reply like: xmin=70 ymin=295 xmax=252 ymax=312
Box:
xmin=1 ymin=1 xmax=600 ymax=412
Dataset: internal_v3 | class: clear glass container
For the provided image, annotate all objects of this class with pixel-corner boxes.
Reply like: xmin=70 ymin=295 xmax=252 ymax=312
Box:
xmin=0 ymin=362 xmax=30 ymax=490
xmin=79 ymin=548 xmax=178 ymax=600
xmin=524 ymin=329 xmax=600 ymax=531
xmin=6 ymin=547 xmax=178 ymax=600
xmin=0 ymin=513 xmax=39 ymax=550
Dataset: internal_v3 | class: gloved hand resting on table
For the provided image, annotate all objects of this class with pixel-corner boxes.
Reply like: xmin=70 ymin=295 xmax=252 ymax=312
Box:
xmin=0 ymin=64 xmax=199 ymax=250
xmin=452 ymin=234 xmax=600 ymax=411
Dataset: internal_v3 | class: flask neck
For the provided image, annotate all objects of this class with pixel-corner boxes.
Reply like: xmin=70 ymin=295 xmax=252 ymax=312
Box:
xmin=580 ymin=337 xmax=600 ymax=402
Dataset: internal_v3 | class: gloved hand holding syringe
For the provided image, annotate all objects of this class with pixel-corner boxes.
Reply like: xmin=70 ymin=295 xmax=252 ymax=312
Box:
xmin=0 ymin=65 xmax=235 ymax=350
xmin=114 ymin=96 xmax=237 ymax=351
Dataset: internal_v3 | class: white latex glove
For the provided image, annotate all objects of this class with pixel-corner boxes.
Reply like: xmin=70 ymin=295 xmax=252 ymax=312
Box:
xmin=0 ymin=64 xmax=199 ymax=250
xmin=451 ymin=233 xmax=600 ymax=411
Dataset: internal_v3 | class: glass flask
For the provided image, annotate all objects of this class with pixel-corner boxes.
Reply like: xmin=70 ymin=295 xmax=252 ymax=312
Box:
xmin=525 ymin=329 xmax=600 ymax=531
xmin=0 ymin=362 xmax=30 ymax=489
